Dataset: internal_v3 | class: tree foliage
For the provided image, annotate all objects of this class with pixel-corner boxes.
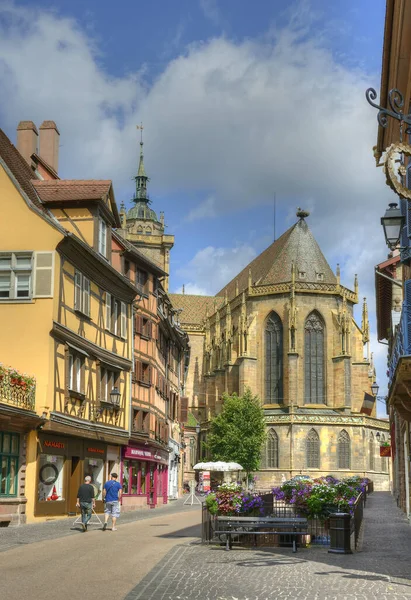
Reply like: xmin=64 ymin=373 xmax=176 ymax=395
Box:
xmin=206 ymin=388 xmax=266 ymax=476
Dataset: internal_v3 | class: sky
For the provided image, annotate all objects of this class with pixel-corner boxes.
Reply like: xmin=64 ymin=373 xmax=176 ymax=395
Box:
xmin=0 ymin=0 xmax=391 ymax=415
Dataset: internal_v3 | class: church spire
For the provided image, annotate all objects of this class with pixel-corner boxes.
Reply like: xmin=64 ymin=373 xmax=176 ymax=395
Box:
xmin=135 ymin=124 xmax=149 ymax=203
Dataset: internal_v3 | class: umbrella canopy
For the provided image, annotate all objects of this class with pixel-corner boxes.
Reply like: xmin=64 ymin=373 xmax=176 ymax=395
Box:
xmin=193 ymin=461 xmax=243 ymax=472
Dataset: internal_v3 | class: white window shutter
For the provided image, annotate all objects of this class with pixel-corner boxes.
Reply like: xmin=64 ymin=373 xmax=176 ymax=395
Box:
xmin=74 ymin=271 xmax=82 ymax=311
xmin=121 ymin=302 xmax=127 ymax=339
xmin=83 ymin=277 xmax=90 ymax=317
xmin=105 ymin=292 xmax=111 ymax=330
xmin=33 ymin=252 xmax=54 ymax=298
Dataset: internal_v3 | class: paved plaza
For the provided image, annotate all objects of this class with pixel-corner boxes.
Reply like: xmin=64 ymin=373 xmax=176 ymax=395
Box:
xmin=1 ymin=492 xmax=411 ymax=600
xmin=125 ymin=492 xmax=411 ymax=600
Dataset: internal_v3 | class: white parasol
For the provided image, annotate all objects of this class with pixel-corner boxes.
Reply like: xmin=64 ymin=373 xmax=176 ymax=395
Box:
xmin=193 ymin=461 xmax=243 ymax=472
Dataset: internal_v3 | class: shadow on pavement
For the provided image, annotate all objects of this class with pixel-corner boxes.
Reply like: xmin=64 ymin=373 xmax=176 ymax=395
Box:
xmin=156 ymin=524 xmax=201 ymax=539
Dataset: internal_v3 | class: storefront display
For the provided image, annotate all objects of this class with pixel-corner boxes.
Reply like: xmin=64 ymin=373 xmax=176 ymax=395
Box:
xmin=35 ymin=434 xmax=110 ymax=517
xmin=38 ymin=454 xmax=65 ymax=501
xmin=122 ymin=444 xmax=169 ymax=510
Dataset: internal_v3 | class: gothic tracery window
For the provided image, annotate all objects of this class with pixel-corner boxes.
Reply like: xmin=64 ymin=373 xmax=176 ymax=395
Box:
xmin=265 ymin=312 xmax=283 ymax=403
xmin=261 ymin=428 xmax=279 ymax=468
xmin=304 ymin=311 xmax=325 ymax=404
xmin=306 ymin=429 xmax=320 ymax=469
xmin=337 ymin=430 xmax=351 ymax=469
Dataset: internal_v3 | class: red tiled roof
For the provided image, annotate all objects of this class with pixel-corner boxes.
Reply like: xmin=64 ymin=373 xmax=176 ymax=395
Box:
xmin=32 ymin=179 xmax=112 ymax=203
xmin=0 ymin=128 xmax=45 ymax=212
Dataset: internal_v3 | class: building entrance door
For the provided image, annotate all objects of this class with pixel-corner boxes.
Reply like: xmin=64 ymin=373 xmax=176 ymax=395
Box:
xmin=68 ymin=456 xmax=81 ymax=515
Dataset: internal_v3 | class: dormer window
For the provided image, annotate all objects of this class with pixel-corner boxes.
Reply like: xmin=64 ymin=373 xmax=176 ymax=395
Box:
xmin=298 ymin=271 xmax=306 ymax=280
xmin=316 ymin=273 xmax=324 ymax=281
xmin=98 ymin=217 xmax=107 ymax=258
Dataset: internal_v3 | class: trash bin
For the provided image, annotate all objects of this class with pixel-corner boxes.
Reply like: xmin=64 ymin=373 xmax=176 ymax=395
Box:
xmin=328 ymin=512 xmax=352 ymax=554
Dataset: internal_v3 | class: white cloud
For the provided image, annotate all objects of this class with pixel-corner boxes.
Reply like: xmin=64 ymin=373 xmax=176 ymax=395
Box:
xmin=176 ymin=244 xmax=257 ymax=295
xmin=199 ymin=0 xmax=221 ymax=27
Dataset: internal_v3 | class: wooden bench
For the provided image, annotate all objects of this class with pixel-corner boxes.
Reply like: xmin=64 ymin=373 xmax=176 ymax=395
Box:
xmin=215 ymin=516 xmax=308 ymax=553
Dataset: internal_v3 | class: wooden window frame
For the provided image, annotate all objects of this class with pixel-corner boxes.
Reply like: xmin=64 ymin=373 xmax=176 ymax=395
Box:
xmin=68 ymin=352 xmax=85 ymax=396
xmin=0 ymin=252 xmax=33 ymax=301
xmin=0 ymin=432 xmax=19 ymax=497
xmin=98 ymin=217 xmax=107 ymax=258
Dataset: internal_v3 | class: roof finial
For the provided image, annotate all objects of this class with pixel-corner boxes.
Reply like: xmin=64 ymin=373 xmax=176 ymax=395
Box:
xmin=336 ymin=263 xmax=340 ymax=287
xmin=182 ymin=284 xmax=185 ymax=294
xmin=296 ymin=207 xmax=310 ymax=219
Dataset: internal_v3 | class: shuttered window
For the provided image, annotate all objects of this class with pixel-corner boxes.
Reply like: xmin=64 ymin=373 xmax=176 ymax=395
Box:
xmin=105 ymin=292 xmax=111 ymax=330
xmin=135 ymin=314 xmax=152 ymax=338
xmin=306 ymin=429 xmax=320 ymax=469
xmin=34 ymin=252 xmax=54 ymax=298
xmin=74 ymin=270 xmax=90 ymax=317
xmin=261 ymin=429 xmax=279 ymax=468
xmin=120 ymin=302 xmax=127 ymax=339
xmin=98 ymin=217 xmax=107 ymax=258
xmin=304 ymin=312 xmax=325 ymax=404
xmin=265 ymin=312 xmax=283 ymax=403
xmin=134 ymin=359 xmax=152 ymax=386
xmin=337 ymin=430 xmax=351 ymax=469
xmin=369 ymin=433 xmax=375 ymax=471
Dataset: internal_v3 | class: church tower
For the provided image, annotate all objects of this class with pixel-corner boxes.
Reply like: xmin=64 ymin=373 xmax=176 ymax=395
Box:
xmin=118 ymin=126 xmax=174 ymax=290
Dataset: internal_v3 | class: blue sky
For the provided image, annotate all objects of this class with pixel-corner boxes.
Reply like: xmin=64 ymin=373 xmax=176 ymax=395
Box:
xmin=0 ymin=0 xmax=389 ymax=414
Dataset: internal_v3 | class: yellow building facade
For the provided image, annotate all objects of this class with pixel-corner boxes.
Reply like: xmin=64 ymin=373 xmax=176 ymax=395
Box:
xmin=0 ymin=125 xmax=136 ymax=523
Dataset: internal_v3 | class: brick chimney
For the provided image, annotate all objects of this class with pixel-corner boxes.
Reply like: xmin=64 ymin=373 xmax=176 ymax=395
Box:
xmin=16 ymin=121 xmax=38 ymax=165
xmin=39 ymin=121 xmax=60 ymax=173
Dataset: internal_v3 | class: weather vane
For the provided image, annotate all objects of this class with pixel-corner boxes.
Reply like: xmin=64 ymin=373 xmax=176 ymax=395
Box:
xmin=136 ymin=122 xmax=144 ymax=144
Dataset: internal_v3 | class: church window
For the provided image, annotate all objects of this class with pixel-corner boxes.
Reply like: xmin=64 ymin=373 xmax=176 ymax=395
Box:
xmin=306 ymin=429 xmax=320 ymax=469
xmin=369 ymin=433 xmax=375 ymax=471
xmin=264 ymin=312 xmax=283 ymax=403
xmin=337 ymin=430 xmax=351 ymax=469
xmin=304 ymin=311 xmax=325 ymax=404
xmin=298 ymin=271 xmax=306 ymax=279
xmin=261 ymin=429 xmax=279 ymax=468
xmin=137 ymin=225 xmax=143 ymax=234
xmin=380 ymin=434 xmax=388 ymax=472
xmin=145 ymin=227 xmax=152 ymax=235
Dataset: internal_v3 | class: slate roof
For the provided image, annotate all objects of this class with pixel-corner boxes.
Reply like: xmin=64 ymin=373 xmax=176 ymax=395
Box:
xmin=217 ymin=216 xmax=336 ymax=300
xmin=32 ymin=180 xmax=112 ymax=203
xmin=169 ymin=294 xmax=224 ymax=325
xmin=0 ymin=128 xmax=45 ymax=212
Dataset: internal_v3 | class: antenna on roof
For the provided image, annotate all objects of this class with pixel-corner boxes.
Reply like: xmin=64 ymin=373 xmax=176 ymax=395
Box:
xmin=273 ymin=192 xmax=276 ymax=242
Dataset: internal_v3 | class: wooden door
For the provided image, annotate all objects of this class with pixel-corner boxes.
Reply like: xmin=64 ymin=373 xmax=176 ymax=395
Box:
xmin=68 ymin=456 xmax=82 ymax=515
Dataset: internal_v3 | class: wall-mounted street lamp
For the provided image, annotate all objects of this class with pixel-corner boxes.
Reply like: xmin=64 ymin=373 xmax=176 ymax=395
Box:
xmin=195 ymin=423 xmax=201 ymax=435
xmin=110 ymin=386 xmax=121 ymax=407
xmin=371 ymin=381 xmax=379 ymax=396
xmin=381 ymin=203 xmax=404 ymax=250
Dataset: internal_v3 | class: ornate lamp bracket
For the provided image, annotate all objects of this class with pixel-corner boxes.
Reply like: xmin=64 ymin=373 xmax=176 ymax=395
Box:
xmin=366 ymin=87 xmax=411 ymax=198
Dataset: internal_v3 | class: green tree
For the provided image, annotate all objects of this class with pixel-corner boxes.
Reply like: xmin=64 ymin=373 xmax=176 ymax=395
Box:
xmin=206 ymin=388 xmax=267 ymax=478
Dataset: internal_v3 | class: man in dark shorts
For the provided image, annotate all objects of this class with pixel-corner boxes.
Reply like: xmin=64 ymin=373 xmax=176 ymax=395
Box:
xmin=76 ymin=475 xmax=95 ymax=532
xmin=102 ymin=472 xmax=122 ymax=531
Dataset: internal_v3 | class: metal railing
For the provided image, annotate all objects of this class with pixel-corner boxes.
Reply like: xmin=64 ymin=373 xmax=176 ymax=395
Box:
xmin=0 ymin=371 xmax=36 ymax=411
xmin=389 ymin=302 xmax=411 ymax=386
xmin=202 ymin=488 xmax=370 ymax=549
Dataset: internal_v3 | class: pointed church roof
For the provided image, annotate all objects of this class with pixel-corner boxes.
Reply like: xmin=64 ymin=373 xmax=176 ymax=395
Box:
xmin=217 ymin=211 xmax=336 ymax=300
xmin=137 ymin=141 xmax=147 ymax=178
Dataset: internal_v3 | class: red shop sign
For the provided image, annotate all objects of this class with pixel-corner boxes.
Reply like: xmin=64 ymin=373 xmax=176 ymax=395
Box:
xmin=44 ymin=440 xmax=65 ymax=449
xmin=87 ymin=447 xmax=105 ymax=454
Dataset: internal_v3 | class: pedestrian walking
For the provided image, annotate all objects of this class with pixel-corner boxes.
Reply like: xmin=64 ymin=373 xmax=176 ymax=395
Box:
xmin=76 ymin=475 xmax=95 ymax=532
xmin=102 ymin=472 xmax=122 ymax=531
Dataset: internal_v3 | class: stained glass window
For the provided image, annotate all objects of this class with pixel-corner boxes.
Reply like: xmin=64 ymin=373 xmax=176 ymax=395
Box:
xmin=261 ymin=429 xmax=279 ymax=468
xmin=265 ymin=312 xmax=283 ymax=403
xmin=306 ymin=429 xmax=320 ymax=469
xmin=337 ymin=430 xmax=351 ymax=469
xmin=304 ymin=312 xmax=325 ymax=404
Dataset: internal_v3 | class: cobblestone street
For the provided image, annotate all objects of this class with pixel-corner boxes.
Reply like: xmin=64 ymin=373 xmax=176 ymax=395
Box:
xmin=124 ymin=492 xmax=411 ymax=600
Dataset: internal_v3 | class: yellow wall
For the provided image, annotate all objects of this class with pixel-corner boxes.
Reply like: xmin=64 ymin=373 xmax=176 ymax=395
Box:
xmin=51 ymin=207 xmax=95 ymax=248
xmin=0 ymin=165 xmax=63 ymax=414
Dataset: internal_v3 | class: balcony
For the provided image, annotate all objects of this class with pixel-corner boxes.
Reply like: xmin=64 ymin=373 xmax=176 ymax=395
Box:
xmin=0 ymin=369 xmax=36 ymax=411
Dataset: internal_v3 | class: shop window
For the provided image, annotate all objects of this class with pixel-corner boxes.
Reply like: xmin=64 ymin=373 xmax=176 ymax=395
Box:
xmin=68 ymin=352 xmax=85 ymax=395
xmin=74 ymin=270 xmax=90 ymax=317
xmin=100 ymin=368 xmax=120 ymax=403
xmin=122 ymin=460 xmax=147 ymax=495
xmin=84 ymin=457 xmax=104 ymax=500
xmin=0 ymin=432 xmax=19 ymax=496
xmin=0 ymin=252 xmax=33 ymax=301
xmin=105 ymin=293 xmax=127 ymax=338
xmin=38 ymin=454 xmax=65 ymax=501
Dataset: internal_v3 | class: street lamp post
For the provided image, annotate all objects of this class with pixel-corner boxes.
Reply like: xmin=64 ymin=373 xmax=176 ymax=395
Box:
xmin=380 ymin=203 xmax=404 ymax=250
xmin=195 ymin=423 xmax=201 ymax=463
